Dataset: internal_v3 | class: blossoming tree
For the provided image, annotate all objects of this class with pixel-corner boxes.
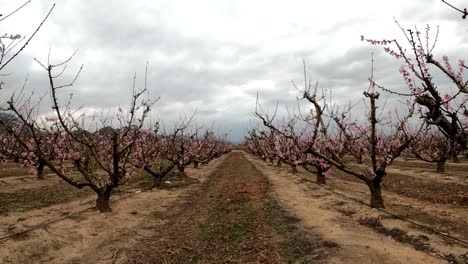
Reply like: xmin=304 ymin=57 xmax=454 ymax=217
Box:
xmin=253 ymin=69 xmax=422 ymax=208
xmin=1 ymin=52 xmax=155 ymax=212
xmin=410 ymin=126 xmax=453 ymax=173
xmin=362 ymin=21 xmax=468 ymax=156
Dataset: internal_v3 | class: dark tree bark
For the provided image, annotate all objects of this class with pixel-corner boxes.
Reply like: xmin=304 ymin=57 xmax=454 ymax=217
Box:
xmin=151 ymin=177 xmax=162 ymax=189
xmin=96 ymin=187 xmax=112 ymax=212
xmin=291 ymin=165 xmax=298 ymax=174
xmin=177 ymin=164 xmax=186 ymax=176
xmin=276 ymin=160 xmax=282 ymax=167
xmin=368 ymin=180 xmax=384 ymax=208
xmin=316 ymin=167 xmax=326 ymax=185
xmin=436 ymin=160 xmax=446 ymax=173
xmin=356 ymin=156 xmax=364 ymax=164
xmin=36 ymin=160 xmax=45 ymax=180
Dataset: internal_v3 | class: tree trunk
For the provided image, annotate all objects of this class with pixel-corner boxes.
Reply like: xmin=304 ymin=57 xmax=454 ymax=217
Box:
xmin=367 ymin=181 xmax=384 ymax=208
xmin=436 ymin=160 xmax=446 ymax=173
xmin=276 ymin=160 xmax=281 ymax=167
xmin=356 ymin=156 xmax=364 ymax=164
xmin=36 ymin=160 xmax=45 ymax=180
xmin=177 ymin=164 xmax=186 ymax=176
xmin=194 ymin=161 xmax=199 ymax=168
xmin=291 ymin=165 xmax=297 ymax=174
xmin=316 ymin=168 xmax=326 ymax=185
xmin=95 ymin=187 xmax=112 ymax=212
xmin=150 ymin=176 xmax=162 ymax=189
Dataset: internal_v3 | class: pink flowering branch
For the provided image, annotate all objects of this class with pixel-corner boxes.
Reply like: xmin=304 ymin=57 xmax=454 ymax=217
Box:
xmin=253 ymin=61 xmax=424 ymax=208
xmin=363 ymin=21 xmax=468 ymax=152
xmin=0 ymin=49 xmax=157 ymax=212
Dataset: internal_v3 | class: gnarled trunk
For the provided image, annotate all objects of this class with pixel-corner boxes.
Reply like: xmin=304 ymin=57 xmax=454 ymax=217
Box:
xmin=96 ymin=187 xmax=112 ymax=212
xmin=367 ymin=181 xmax=384 ymax=208
xmin=177 ymin=164 xmax=186 ymax=176
xmin=36 ymin=160 xmax=45 ymax=180
xmin=436 ymin=160 xmax=446 ymax=173
xmin=276 ymin=160 xmax=281 ymax=167
xmin=316 ymin=168 xmax=326 ymax=185
xmin=290 ymin=165 xmax=297 ymax=174
xmin=150 ymin=175 xmax=163 ymax=189
xmin=193 ymin=161 xmax=199 ymax=168
xmin=356 ymin=156 xmax=364 ymax=164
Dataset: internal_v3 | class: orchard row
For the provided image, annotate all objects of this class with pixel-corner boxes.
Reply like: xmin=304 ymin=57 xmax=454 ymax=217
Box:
xmin=0 ymin=3 xmax=231 ymax=212
xmin=243 ymin=22 xmax=467 ymax=209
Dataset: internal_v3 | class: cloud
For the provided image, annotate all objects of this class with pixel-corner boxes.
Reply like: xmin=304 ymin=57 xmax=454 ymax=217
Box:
xmin=1 ymin=0 xmax=467 ymax=142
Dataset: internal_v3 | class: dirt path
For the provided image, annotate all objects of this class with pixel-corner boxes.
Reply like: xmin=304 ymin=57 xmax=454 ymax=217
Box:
xmin=127 ymin=150 xmax=337 ymax=263
xmin=245 ymin=153 xmax=468 ymax=264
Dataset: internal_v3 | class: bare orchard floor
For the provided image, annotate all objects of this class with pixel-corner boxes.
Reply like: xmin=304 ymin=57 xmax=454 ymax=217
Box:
xmin=0 ymin=155 xmax=226 ymax=263
xmin=246 ymin=153 xmax=468 ymax=264
xmin=0 ymin=151 xmax=336 ymax=263
xmin=0 ymin=151 xmax=466 ymax=263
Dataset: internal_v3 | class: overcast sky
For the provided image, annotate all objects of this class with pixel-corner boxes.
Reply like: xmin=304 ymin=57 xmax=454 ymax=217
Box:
xmin=1 ymin=0 xmax=466 ymax=142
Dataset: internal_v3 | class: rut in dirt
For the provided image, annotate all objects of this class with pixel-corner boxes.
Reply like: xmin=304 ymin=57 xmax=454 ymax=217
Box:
xmin=129 ymin=150 xmax=337 ymax=263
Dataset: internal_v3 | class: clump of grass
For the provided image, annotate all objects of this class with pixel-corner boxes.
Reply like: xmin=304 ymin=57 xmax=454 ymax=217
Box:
xmin=145 ymin=211 xmax=166 ymax=220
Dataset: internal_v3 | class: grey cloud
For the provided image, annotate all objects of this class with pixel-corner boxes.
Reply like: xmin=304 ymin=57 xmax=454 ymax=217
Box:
xmin=2 ymin=0 xmax=467 ymax=143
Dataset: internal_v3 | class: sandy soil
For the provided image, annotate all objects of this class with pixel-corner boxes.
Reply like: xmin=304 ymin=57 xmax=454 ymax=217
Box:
xmin=0 ymin=151 xmax=466 ymax=263
xmin=0 ymin=155 xmax=227 ymax=264
xmin=245 ymin=153 xmax=468 ymax=264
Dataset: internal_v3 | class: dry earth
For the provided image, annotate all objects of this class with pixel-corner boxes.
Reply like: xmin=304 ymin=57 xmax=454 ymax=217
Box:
xmin=245 ymin=153 xmax=468 ymax=264
xmin=0 ymin=151 xmax=466 ymax=263
xmin=127 ymin=150 xmax=338 ymax=263
xmin=0 ymin=155 xmax=227 ymax=263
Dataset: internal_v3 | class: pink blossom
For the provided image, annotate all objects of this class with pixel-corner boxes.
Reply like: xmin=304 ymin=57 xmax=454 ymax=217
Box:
xmin=10 ymin=34 xmax=21 ymax=40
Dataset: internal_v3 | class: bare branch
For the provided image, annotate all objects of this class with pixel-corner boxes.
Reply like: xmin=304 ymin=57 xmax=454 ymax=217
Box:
xmin=0 ymin=0 xmax=31 ymax=22
xmin=0 ymin=3 xmax=55 ymax=71
xmin=442 ymin=0 xmax=468 ymax=19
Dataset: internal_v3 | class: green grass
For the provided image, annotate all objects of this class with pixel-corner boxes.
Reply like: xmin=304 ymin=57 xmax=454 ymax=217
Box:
xmin=129 ymin=172 xmax=153 ymax=183
xmin=145 ymin=210 xmax=166 ymax=220
xmin=199 ymin=221 xmax=250 ymax=244
xmin=200 ymin=191 xmax=255 ymax=244
xmin=237 ymin=163 xmax=254 ymax=179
